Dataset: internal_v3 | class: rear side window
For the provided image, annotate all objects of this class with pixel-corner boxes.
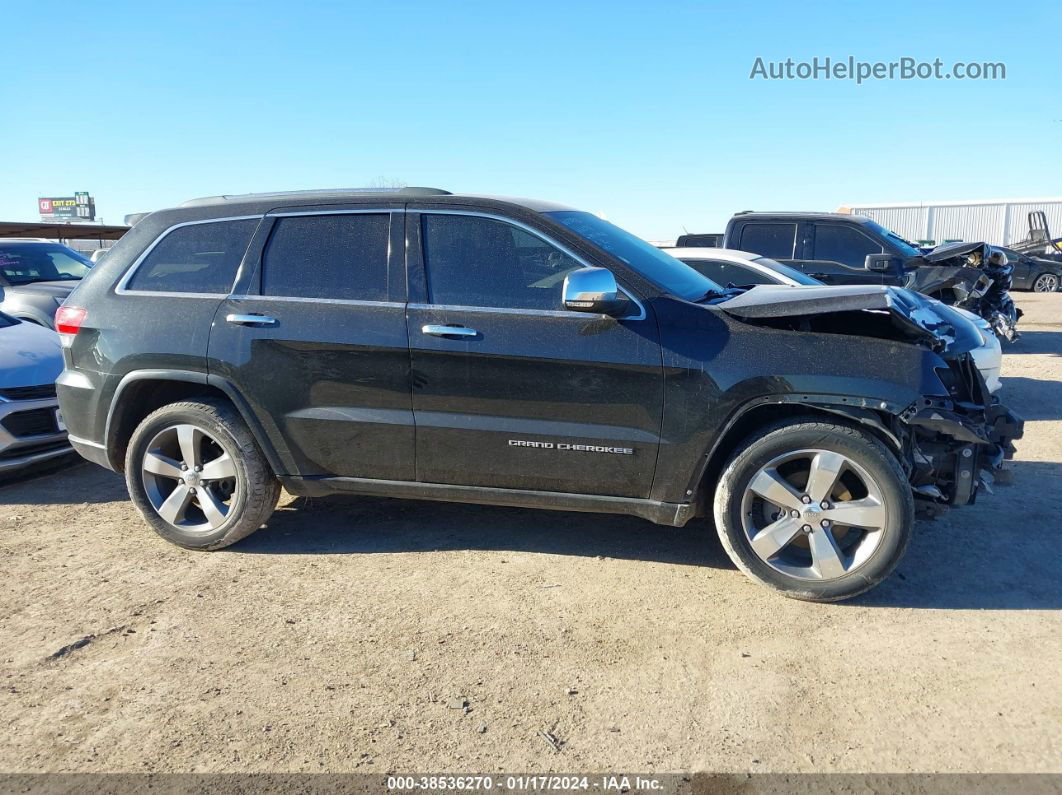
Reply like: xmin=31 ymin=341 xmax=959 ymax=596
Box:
xmin=126 ymin=219 xmax=257 ymax=294
xmin=262 ymin=214 xmax=390 ymax=301
xmin=738 ymin=223 xmax=797 ymax=259
xmin=812 ymin=224 xmax=884 ymax=268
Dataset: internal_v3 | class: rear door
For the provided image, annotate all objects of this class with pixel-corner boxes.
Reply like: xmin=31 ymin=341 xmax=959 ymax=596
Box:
xmin=734 ymin=221 xmax=800 ymax=265
xmin=803 ymin=223 xmax=896 ymax=285
xmin=404 ymin=208 xmax=664 ymax=498
xmin=208 ymin=205 xmax=414 ymax=480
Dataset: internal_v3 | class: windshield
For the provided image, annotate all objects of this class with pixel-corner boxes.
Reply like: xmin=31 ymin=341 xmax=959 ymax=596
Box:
xmin=0 ymin=242 xmax=92 ymax=285
xmin=862 ymin=219 xmax=923 ymax=258
xmin=752 ymin=256 xmax=822 ymax=285
xmin=545 ymin=211 xmax=722 ymax=300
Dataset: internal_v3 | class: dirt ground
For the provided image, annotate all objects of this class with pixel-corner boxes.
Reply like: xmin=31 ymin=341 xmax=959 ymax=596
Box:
xmin=1 ymin=294 xmax=1060 ymax=776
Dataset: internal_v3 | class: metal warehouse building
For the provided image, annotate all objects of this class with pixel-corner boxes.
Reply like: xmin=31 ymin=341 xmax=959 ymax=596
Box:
xmin=837 ymin=198 xmax=1062 ymax=247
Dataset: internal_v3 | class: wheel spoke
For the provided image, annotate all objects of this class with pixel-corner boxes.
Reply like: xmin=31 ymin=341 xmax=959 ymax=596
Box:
xmin=804 ymin=451 xmax=846 ymax=503
xmin=197 ymin=487 xmax=229 ymax=530
xmin=808 ymin=526 xmax=848 ymax=579
xmin=143 ymin=452 xmax=183 ymax=479
xmin=176 ymin=425 xmax=202 ymax=470
xmin=200 ymin=453 xmax=236 ymax=482
xmin=157 ymin=486 xmax=193 ymax=525
xmin=747 ymin=468 xmax=804 ymax=511
xmin=823 ymin=497 xmax=887 ymax=529
xmin=749 ymin=517 xmax=803 ymax=560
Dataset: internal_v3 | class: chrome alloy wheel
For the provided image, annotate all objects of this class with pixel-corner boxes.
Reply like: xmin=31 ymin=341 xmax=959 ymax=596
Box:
xmin=1033 ymin=272 xmax=1059 ymax=293
xmin=740 ymin=449 xmax=889 ymax=581
xmin=141 ymin=424 xmax=238 ymax=533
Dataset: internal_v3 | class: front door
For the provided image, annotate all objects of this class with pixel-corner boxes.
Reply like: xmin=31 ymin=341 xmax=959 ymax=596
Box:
xmin=405 ymin=210 xmax=664 ymax=498
xmin=209 ymin=207 xmax=415 ymax=480
xmin=804 ymin=223 xmax=897 ymax=285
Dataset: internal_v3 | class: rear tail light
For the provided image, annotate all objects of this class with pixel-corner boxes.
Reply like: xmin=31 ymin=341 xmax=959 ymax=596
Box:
xmin=55 ymin=306 xmax=87 ymax=345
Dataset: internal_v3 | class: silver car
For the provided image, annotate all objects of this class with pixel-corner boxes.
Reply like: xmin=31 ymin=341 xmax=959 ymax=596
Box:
xmin=0 ymin=295 xmax=70 ymax=472
xmin=0 ymin=239 xmax=92 ymax=329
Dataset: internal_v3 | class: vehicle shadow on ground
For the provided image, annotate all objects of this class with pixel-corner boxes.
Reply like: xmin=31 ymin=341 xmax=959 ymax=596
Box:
xmin=853 ymin=459 xmax=1062 ymax=610
xmin=236 ymin=494 xmax=733 ymax=569
xmin=999 ymin=377 xmax=1062 ymax=420
xmin=242 ymin=460 xmax=1062 ymax=610
xmin=1007 ymin=330 xmax=1062 ymax=356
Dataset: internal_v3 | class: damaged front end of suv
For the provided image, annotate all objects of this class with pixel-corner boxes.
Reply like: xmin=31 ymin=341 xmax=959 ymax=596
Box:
xmin=718 ymin=284 xmax=1024 ymax=514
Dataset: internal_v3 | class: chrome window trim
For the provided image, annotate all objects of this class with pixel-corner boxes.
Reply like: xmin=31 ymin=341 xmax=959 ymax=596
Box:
xmin=416 ymin=209 xmax=647 ymax=321
xmin=266 ymin=208 xmax=399 ymax=218
xmin=408 ymin=298 xmax=645 ymax=322
xmin=115 ymin=215 xmax=264 ymax=297
xmin=228 ymin=294 xmax=404 ymax=309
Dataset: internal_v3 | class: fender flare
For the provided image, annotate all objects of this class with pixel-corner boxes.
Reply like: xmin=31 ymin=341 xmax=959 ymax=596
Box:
xmin=686 ymin=393 xmax=905 ymax=499
xmin=104 ymin=369 xmax=289 ymax=475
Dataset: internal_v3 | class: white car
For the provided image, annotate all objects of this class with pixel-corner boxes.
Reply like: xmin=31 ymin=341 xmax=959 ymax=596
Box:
xmin=0 ymin=296 xmax=70 ymax=472
xmin=664 ymin=247 xmax=1003 ymax=393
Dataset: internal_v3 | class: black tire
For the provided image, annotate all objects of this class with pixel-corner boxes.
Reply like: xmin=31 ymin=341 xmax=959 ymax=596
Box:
xmin=712 ymin=418 xmax=913 ymax=602
xmin=124 ymin=398 xmax=280 ymax=550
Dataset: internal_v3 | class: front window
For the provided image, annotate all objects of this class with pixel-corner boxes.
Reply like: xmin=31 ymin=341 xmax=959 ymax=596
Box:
xmin=862 ymin=219 xmax=922 ymax=258
xmin=0 ymin=243 xmax=92 ymax=285
xmin=545 ymin=211 xmax=720 ymax=300
xmin=422 ymin=214 xmax=583 ymax=310
xmin=813 ymin=225 xmax=883 ymax=268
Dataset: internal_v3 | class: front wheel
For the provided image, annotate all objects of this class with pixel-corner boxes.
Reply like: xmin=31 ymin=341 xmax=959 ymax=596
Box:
xmin=713 ymin=419 xmax=913 ymax=602
xmin=124 ymin=398 xmax=280 ymax=550
xmin=1032 ymin=272 xmax=1060 ymax=293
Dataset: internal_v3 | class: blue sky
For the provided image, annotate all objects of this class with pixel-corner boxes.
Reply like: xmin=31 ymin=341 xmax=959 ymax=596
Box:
xmin=2 ymin=0 xmax=1058 ymax=239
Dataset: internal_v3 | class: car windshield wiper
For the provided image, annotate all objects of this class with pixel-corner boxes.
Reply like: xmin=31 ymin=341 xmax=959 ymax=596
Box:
xmin=694 ymin=285 xmax=747 ymax=303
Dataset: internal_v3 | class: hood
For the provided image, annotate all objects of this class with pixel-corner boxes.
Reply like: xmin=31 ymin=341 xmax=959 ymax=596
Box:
xmin=3 ymin=280 xmax=79 ymax=300
xmin=0 ymin=319 xmax=64 ymax=388
xmin=717 ymin=284 xmax=982 ymax=356
xmin=921 ymin=241 xmax=988 ymax=263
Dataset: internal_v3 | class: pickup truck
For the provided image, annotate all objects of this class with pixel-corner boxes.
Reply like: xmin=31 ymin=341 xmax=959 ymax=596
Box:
xmin=721 ymin=211 xmax=992 ymax=307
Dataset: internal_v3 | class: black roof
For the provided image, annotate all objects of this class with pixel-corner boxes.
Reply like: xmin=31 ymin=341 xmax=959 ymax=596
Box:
xmin=168 ymin=187 xmax=576 ymax=217
xmin=731 ymin=211 xmax=874 ymax=224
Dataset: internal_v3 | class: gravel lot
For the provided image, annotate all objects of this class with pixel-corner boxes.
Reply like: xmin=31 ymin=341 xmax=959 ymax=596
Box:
xmin=1 ymin=294 xmax=1060 ymax=775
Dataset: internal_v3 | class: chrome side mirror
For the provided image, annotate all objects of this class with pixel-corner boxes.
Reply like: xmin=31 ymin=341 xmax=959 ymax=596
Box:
xmin=562 ymin=267 xmax=627 ymax=315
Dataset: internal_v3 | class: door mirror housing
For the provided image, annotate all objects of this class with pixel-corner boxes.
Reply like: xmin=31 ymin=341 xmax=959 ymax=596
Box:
xmin=865 ymin=253 xmax=896 ymax=272
xmin=562 ymin=267 xmax=627 ymax=315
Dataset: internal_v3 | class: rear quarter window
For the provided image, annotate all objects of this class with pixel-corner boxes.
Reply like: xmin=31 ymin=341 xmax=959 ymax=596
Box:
xmin=124 ymin=219 xmax=258 ymax=294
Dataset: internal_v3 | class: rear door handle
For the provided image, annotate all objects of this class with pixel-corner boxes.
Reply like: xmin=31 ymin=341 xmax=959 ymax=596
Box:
xmin=226 ymin=313 xmax=278 ymax=327
xmin=421 ymin=324 xmax=478 ymax=338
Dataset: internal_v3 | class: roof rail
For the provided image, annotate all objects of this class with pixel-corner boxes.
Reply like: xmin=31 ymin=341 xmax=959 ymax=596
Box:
xmin=180 ymin=186 xmax=452 ymax=207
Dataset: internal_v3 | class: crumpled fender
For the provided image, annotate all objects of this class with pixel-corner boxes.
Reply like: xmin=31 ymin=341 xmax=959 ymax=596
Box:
xmin=903 ymin=265 xmax=989 ymax=305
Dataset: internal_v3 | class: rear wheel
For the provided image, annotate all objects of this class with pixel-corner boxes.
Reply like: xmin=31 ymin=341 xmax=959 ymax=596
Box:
xmin=124 ymin=398 xmax=280 ymax=550
xmin=1032 ymin=272 xmax=1059 ymax=293
xmin=713 ymin=419 xmax=913 ymax=602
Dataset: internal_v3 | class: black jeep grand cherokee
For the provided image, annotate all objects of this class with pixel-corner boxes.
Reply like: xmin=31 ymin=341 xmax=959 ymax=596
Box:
xmin=56 ymin=188 xmax=1022 ymax=602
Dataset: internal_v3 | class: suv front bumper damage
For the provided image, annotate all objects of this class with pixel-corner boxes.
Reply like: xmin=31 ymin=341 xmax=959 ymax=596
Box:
xmin=902 ymin=401 xmax=1023 ymax=508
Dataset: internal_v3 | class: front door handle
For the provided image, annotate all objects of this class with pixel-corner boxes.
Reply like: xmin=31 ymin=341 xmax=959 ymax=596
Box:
xmin=226 ymin=313 xmax=278 ymax=327
xmin=421 ymin=324 xmax=478 ymax=338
